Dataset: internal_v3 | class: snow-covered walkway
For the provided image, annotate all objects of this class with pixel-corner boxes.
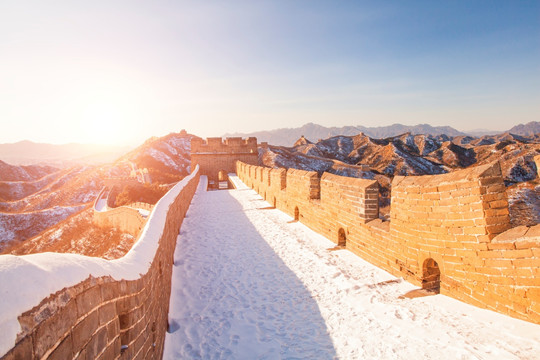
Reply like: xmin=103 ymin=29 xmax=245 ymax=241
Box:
xmin=164 ymin=180 xmax=540 ymax=359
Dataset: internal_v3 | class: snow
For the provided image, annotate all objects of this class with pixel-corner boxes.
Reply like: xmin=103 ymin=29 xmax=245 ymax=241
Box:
xmin=0 ymin=205 xmax=86 ymax=244
xmin=146 ymin=148 xmax=180 ymax=171
xmin=0 ymin=166 xmax=199 ymax=357
xmin=94 ymin=189 xmax=108 ymax=212
xmin=164 ymin=181 xmax=540 ymax=360
xmin=137 ymin=209 xmax=150 ymax=217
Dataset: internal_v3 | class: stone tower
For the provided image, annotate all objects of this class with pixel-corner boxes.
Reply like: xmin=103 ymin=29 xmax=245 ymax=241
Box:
xmin=190 ymin=137 xmax=259 ymax=184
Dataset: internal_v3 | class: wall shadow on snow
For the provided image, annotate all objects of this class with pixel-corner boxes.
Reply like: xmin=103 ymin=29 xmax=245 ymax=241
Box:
xmin=165 ymin=187 xmax=338 ymax=359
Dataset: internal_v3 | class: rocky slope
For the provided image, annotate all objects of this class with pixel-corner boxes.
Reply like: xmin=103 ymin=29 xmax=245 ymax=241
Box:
xmin=263 ymin=132 xmax=539 ymax=182
xmin=119 ymin=131 xmax=193 ymax=183
xmin=261 ymin=132 xmax=540 ymax=223
xmin=0 ymin=130 xmax=194 ymax=253
xmin=3 ymin=208 xmax=136 ymax=260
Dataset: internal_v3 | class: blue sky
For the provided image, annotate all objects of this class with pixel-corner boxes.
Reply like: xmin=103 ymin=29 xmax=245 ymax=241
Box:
xmin=0 ymin=1 xmax=538 ymax=145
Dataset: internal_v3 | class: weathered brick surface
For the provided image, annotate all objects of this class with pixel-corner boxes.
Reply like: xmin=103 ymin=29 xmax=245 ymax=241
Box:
xmin=191 ymin=137 xmax=258 ymax=182
xmin=1 ymin=170 xmax=200 ymax=359
xmin=237 ymin=160 xmax=540 ymax=325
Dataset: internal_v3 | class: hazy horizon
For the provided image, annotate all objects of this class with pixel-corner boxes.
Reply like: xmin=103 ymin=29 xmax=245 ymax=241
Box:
xmin=1 ymin=1 xmax=538 ymax=146
xmin=1 ymin=120 xmax=533 ymax=147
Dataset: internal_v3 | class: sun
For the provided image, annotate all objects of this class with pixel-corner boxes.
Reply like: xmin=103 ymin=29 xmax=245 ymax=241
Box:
xmin=79 ymin=102 xmax=135 ymax=145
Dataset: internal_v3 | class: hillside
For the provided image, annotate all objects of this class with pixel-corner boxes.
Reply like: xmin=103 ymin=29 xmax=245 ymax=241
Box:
xmin=0 ymin=130 xmax=195 ymax=253
xmin=3 ymin=208 xmax=136 ymax=259
xmin=0 ymin=160 xmax=57 ymax=182
xmin=0 ymin=163 xmax=126 ymax=250
xmin=508 ymin=121 xmax=540 ymax=137
xmin=118 ymin=130 xmax=193 ymax=183
xmin=261 ymin=132 xmax=540 ymax=222
xmin=0 ymin=140 xmax=131 ymax=166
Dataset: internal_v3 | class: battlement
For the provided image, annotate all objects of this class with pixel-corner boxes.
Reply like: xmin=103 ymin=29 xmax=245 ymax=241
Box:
xmin=237 ymin=160 xmax=540 ymax=325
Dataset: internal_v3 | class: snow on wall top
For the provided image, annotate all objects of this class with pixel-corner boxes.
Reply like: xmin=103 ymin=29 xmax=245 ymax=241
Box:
xmin=0 ymin=166 xmax=200 ymax=357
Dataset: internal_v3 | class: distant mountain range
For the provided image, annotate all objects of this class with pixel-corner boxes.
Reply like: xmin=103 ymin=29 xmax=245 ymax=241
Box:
xmin=226 ymin=121 xmax=540 ymax=146
xmin=0 ymin=140 xmax=132 ymax=167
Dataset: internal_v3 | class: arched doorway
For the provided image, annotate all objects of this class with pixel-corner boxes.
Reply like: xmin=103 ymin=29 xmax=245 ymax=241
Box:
xmin=218 ymin=170 xmax=227 ymax=181
xmin=422 ymin=258 xmax=441 ymax=293
xmin=338 ymin=228 xmax=346 ymax=247
xmin=218 ymin=170 xmax=228 ymax=189
xmin=294 ymin=206 xmax=299 ymax=221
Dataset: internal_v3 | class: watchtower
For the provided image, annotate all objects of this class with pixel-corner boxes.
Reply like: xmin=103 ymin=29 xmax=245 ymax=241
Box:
xmin=191 ymin=137 xmax=259 ymax=184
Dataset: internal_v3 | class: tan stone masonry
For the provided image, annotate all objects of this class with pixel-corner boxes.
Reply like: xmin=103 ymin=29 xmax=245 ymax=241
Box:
xmin=237 ymin=160 xmax=540 ymax=325
xmin=1 ymin=170 xmax=200 ymax=360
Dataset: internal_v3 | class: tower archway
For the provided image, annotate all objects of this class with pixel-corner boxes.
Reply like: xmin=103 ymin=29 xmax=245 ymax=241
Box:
xmin=422 ymin=258 xmax=441 ymax=293
xmin=338 ymin=228 xmax=346 ymax=247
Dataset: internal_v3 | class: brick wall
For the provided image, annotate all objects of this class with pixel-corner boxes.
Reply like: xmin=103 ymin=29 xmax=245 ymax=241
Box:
xmin=0 ymin=168 xmax=200 ymax=359
xmin=191 ymin=137 xmax=258 ymax=181
xmin=93 ymin=187 xmax=151 ymax=237
xmin=237 ymin=161 xmax=540 ymax=324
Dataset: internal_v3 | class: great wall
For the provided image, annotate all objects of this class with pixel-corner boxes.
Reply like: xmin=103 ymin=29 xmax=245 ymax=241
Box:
xmin=0 ymin=138 xmax=538 ymax=359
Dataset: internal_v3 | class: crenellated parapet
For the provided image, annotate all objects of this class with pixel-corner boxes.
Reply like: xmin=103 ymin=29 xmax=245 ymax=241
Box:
xmin=191 ymin=137 xmax=257 ymax=154
xmin=237 ymin=160 xmax=540 ymax=325
xmin=191 ymin=137 xmax=258 ymax=183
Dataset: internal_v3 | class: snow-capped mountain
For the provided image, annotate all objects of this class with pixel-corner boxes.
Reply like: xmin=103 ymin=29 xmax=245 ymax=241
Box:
xmin=261 ymin=131 xmax=539 ymax=224
xmin=263 ymin=132 xmax=539 ymax=183
xmin=0 ymin=130 xmax=195 ymax=252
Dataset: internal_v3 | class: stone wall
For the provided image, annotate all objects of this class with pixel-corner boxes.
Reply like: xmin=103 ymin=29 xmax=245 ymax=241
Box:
xmin=191 ymin=137 xmax=258 ymax=181
xmin=93 ymin=187 xmax=151 ymax=237
xmin=237 ymin=161 xmax=540 ymax=324
xmin=535 ymin=155 xmax=540 ymax=177
xmin=0 ymin=167 xmax=200 ymax=359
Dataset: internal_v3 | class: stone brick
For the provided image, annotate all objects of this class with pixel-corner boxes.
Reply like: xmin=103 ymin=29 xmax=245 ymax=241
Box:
xmin=72 ymin=310 xmax=99 ymax=350
xmin=84 ymin=326 xmax=108 ymax=359
xmin=99 ymin=302 xmax=117 ymax=326
xmin=76 ymin=286 xmax=102 ymax=317
xmin=2 ymin=336 xmax=33 ymax=360
xmin=34 ymin=299 xmax=77 ymax=358
xmin=48 ymin=334 xmax=74 ymax=360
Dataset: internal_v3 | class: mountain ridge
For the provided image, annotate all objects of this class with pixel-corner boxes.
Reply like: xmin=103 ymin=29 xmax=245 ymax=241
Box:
xmin=0 ymin=140 xmax=133 ymax=167
xmin=226 ymin=121 xmax=540 ymax=146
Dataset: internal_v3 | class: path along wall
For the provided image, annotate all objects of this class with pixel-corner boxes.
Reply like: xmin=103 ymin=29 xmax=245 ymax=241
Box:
xmin=93 ymin=187 xmax=151 ymax=237
xmin=0 ymin=167 xmax=200 ymax=359
xmin=237 ymin=161 xmax=540 ymax=324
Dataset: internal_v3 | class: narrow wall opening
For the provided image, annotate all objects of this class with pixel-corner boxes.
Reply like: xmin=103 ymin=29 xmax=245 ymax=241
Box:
xmin=218 ymin=170 xmax=229 ymax=190
xmin=294 ymin=206 xmax=299 ymax=221
xmin=422 ymin=258 xmax=441 ymax=293
xmin=338 ymin=228 xmax=346 ymax=247
xmin=273 ymin=197 xmax=277 ymax=208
